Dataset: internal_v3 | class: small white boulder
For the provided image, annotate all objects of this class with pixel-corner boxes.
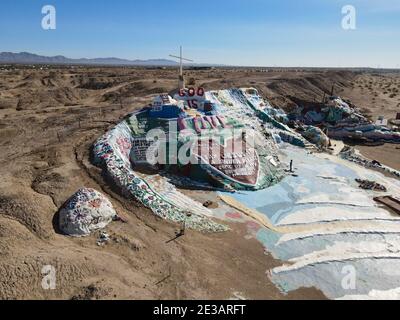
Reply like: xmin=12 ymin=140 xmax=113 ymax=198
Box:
xmin=59 ymin=188 xmax=117 ymax=237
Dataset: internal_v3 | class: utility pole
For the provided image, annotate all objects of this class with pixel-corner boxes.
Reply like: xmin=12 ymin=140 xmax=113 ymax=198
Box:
xmin=330 ymin=83 xmax=335 ymax=97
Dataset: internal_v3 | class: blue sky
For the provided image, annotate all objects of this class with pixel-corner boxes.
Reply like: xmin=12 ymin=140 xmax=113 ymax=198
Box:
xmin=0 ymin=0 xmax=399 ymax=67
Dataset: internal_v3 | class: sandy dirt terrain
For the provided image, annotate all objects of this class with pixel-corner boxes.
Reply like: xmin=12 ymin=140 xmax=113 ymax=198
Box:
xmin=340 ymin=73 xmax=400 ymax=170
xmin=0 ymin=65 xmax=397 ymax=300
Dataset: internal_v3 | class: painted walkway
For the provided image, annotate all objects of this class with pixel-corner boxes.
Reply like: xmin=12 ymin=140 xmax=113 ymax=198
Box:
xmin=222 ymin=144 xmax=400 ymax=299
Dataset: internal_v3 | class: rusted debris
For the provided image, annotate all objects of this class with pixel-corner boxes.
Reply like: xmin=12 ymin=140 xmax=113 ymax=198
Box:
xmin=374 ymin=196 xmax=400 ymax=215
xmin=355 ymin=179 xmax=387 ymax=192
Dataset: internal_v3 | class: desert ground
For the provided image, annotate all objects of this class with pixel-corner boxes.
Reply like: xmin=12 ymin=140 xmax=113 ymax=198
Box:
xmin=341 ymin=72 xmax=400 ymax=170
xmin=0 ymin=65 xmax=398 ymax=299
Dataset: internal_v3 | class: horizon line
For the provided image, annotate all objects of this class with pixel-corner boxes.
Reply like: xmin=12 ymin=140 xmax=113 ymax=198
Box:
xmin=1 ymin=51 xmax=399 ymax=71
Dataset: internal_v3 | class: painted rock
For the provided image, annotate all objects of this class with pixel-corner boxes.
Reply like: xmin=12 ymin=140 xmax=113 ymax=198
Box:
xmin=193 ymin=137 xmax=260 ymax=187
xmin=59 ymin=188 xmax=117 ymax=237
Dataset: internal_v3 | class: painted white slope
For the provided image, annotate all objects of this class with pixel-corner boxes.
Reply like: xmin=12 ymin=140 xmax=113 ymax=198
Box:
xmin=143 ymin=175 xmax=213 ymax=217
xmin=295 ymin=187 xmax=376 ymax=207
xmin=264 ymin=145 xmax=400 ymax=298
xmin=337 ymin=287 xmax=400 ymax=300
xmin=276 ymin=205 xmax=399 ymax=226
xmin=276 ymin=221 xmax=400 ymax=245
xmin=272 ymin=240 xmax=400 ymax=274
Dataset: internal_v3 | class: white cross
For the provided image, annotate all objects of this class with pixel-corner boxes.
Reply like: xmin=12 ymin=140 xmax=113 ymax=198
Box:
xmin=169 ymin=46 xmax=194 ymax=77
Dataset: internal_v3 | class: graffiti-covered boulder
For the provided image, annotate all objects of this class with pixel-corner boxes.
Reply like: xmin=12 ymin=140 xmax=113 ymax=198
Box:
xmin=59 ymin=188 xmax=117 ymax=237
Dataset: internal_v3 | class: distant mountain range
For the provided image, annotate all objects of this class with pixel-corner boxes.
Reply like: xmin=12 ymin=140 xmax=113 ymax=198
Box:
xmin=0 ymin=52 xmax=180 ymax=66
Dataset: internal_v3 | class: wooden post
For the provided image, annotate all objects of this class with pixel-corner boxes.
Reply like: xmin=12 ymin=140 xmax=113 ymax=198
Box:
xmin=180 ymin=220 xmax=186 ymax=236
